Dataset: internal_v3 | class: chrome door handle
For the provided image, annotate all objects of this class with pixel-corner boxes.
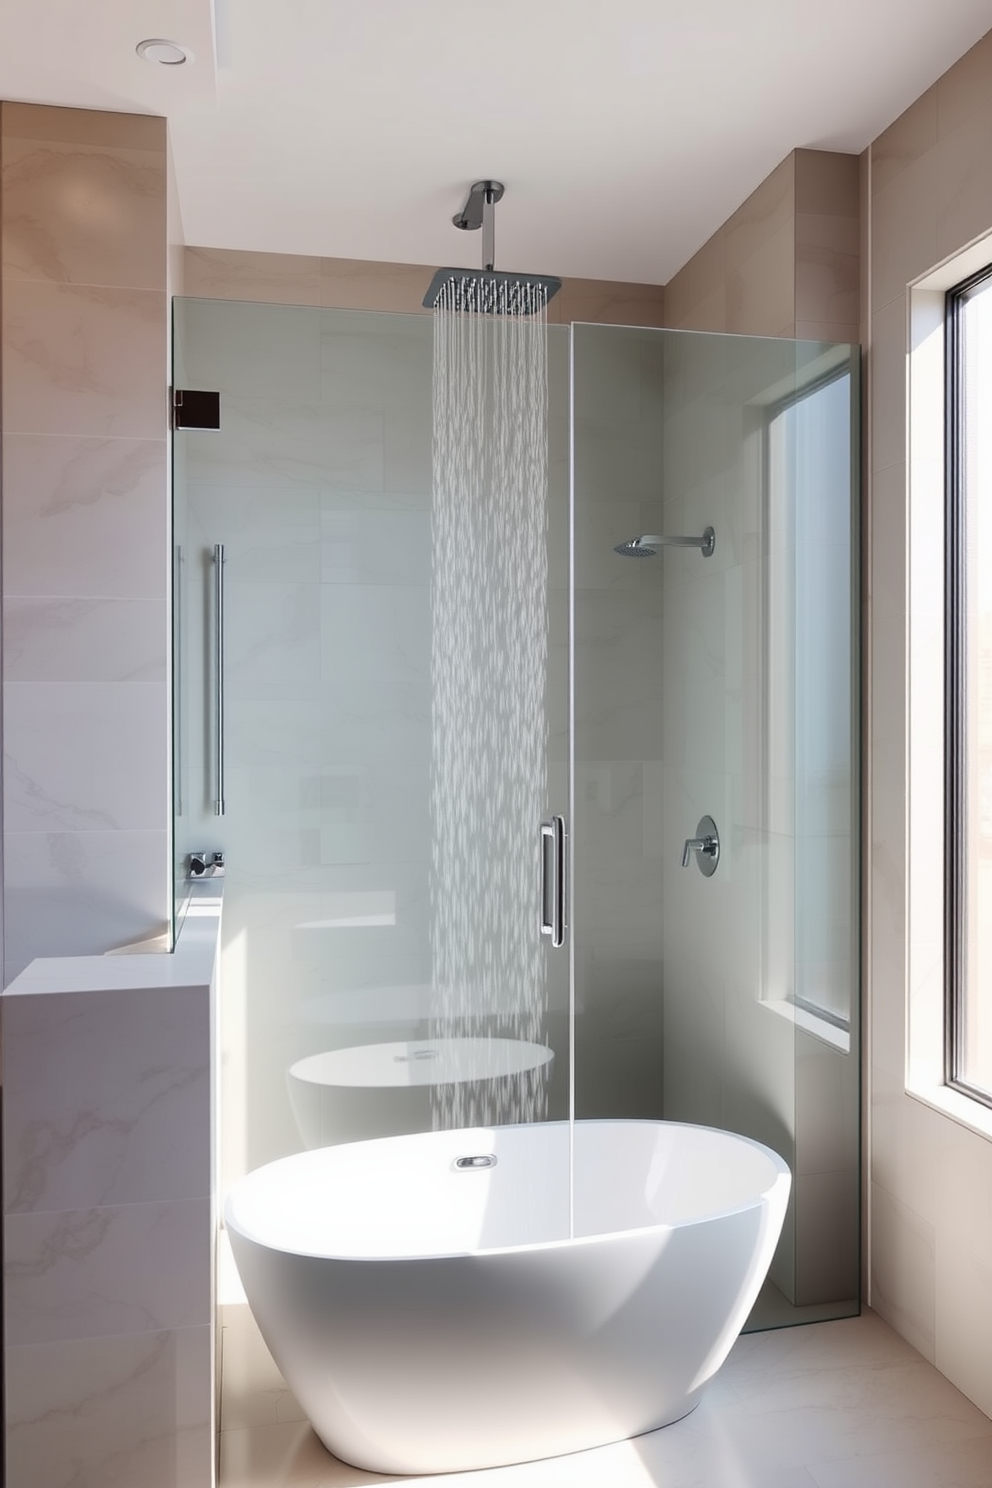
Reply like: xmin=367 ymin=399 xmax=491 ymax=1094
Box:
xmin=213 ymin=543 xmax=226 ymax=816
xmin=540 ymin=815 xmax=566 ymax=948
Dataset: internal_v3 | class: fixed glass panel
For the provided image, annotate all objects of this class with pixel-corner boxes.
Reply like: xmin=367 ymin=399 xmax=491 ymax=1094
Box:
xmin=767 ymin=370 xmax=857 ymax=1033
xmin=173 ymin=299 xmax=570 ymax=1219
xmin=571 ymin=324 xmax=860 ymax=1327
xmin=947 ymin=268 xmax=992 ymax=1104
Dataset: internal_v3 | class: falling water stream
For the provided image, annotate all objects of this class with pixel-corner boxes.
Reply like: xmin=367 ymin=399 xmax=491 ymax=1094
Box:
xmin=429 ymin=281 xmax=551 ymax=1130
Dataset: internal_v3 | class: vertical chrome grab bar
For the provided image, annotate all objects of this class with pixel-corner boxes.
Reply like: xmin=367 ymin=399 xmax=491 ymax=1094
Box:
xmin=540 ymin=815 xmax=566 ymax=948
xmin=173 ymin=545 xmax=183 ymax=817
xmin=213 ymin=543 xmax=225 ymax=817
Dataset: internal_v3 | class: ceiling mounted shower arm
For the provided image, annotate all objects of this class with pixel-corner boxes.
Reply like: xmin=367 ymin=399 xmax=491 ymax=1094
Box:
xmin=453 ymin=180 xmax=505 ymax=272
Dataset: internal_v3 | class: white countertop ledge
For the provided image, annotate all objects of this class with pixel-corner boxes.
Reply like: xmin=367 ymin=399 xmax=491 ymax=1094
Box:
xmin=2 ymin=889 xmax=222 ymax=997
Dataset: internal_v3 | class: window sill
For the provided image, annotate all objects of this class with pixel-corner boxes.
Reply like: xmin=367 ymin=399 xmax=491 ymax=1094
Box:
xmin=761 ymin=998 xmax=851 ymax=1053
xmin=906 ymin=1081 xmax=992 ymax=1144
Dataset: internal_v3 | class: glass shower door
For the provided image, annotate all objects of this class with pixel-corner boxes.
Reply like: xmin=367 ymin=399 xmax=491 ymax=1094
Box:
xmin=173 ymin=298 xmax=571 ymax=1225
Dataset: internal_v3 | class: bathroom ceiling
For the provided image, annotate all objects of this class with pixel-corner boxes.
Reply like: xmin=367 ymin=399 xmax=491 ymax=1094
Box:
xmin=2 ymin=0 xmax=990 ymax=283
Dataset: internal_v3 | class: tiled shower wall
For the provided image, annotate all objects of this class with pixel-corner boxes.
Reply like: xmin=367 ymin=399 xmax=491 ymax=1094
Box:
xmin=0 ymin=103 xmax=171 ymax=982
xmin=665 ymin=148 xmax=860 ymax=345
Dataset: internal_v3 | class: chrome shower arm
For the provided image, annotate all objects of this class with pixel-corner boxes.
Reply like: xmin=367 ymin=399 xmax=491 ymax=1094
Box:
xmin=453 ymin=181 xmax=505 ymax=270
xmin=638 ymin=532 xmax=713 ymax=551
xmin=482 ymin=189 xmax=495 ymax=272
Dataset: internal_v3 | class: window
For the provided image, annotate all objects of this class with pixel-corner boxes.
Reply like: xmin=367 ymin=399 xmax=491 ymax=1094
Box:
xmin=946 ymin=265 xmax=992 ymax=1107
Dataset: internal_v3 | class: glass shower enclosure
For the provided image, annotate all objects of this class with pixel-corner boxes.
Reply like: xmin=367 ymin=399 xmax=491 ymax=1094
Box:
xmin=173 ymin=299 xmax=860 ymax=1328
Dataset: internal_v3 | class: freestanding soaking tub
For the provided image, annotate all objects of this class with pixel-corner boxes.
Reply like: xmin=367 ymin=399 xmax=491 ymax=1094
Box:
xmin=225 ymin=1119 xmax=790 ymax=1475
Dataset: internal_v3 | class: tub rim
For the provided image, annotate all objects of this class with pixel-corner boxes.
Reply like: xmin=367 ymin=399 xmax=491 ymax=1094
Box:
xmin=224 ymin=1118 xmax=792 ymax=1265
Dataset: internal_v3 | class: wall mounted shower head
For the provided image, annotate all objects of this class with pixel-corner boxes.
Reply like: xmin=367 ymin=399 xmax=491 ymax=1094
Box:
xmin=613 ymin=527 xmax=716 ymax=558
xmin=613 ymin=538 xmax=658 ymax=557
xmin=423 ymin=181 xmax=562 ymax=313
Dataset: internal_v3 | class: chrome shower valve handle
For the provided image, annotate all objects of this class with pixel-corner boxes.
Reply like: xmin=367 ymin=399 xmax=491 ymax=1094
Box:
xmin=681 ymin=816 xmax=720 ymax=876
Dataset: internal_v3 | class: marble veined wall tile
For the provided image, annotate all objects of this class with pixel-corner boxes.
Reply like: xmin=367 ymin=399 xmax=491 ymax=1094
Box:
xmin=320 ymin=584 xmax=430 ymax=684
xmin=224 ymin=581 xmax=321 ymax=696
xmin=2 ymin=137 xmax=166 ymax=290
xmin=184 ymin=397 xmax=382 ymax=490
xmin=6 ymin=1325 xmax=212 ymax=1488
xmin=3 ymin=597 xmax=166 ymax=682
xmin=182 ymin=297 xmax=321 ymax=402
xmin=5 ymin=1198 xmax=211 ymax=1345
xmin=2 ymin=280 xmax=166 ymax=439
xmin=3 ymin=828 xmax=169 ymax=978
xmin=187 ymin=484 xmax=322 ymax=584
xmin=4 ymin=682 xmax=167 ymax=834
xmin=320 ymin=506 xmax=431 ymax=586
xmin=3 ymin=984 xmax=210 ymax=1214
xmin=2 ymin=434 xmax=167 ymax=599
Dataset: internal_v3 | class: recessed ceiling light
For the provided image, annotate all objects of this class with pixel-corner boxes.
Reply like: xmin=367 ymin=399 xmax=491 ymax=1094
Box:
xmin=136 ymin=38 xmax=192 ymax=66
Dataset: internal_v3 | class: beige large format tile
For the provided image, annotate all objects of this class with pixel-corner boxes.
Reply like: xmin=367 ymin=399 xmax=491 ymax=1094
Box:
xmin=2 ymin=136 xmax=166 ymax=289
xmin=185 ymin=247 xmax=322 ymax=305
xmin=870 ymin=157 xmax=939 ymax=313
xmin=932 ymin=113 xmax=992 ymax=266
xmin=724 ymin=154 xmax=794 ymax=276
xmin=558 ymin=278 xmax=666 ymax=328
xmin=2 ymin=280 xmax=166 ymax=438
xmin=795 ymin=150 xmax=860 ymax=218
xmin=218 ymin=1311 xmax=992 ymax=1488
xmin=321 ymin=257 xmax=434 ymax=314
xmin=1 ymin=434 xmax=167 ymax=599
xmin=726 ymin=217 xmax=795 ymax=336
xmin=2 ymin=102 xmax=165 ymax=152
xmin=869 ymin=298 xmax=909 ymax=472
xmin=661 ymin=230 xmax=726 ymax=329
xmin=871 ymin=86 xmax=939 ymax=197
xmin=795 ymin=218 xmax=859 ymax=335
xmin=936 ymin=28 xmax=992 ymax=140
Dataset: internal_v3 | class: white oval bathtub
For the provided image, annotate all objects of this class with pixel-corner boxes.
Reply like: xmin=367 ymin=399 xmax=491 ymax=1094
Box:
xmin=225 ymin=1119 xmax=790 ymax=1475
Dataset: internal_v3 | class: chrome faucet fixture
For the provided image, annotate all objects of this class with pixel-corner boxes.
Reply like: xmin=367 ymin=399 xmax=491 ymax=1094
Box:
xmin=681 ymin=816 xmax=720 ymax=876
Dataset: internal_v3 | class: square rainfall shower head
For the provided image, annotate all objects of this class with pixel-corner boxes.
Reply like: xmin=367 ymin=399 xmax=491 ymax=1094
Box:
xmin=423 ymin=268 xmax=562 ymax=314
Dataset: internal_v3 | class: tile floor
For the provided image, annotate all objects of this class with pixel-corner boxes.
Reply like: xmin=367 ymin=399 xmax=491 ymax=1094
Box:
xmin=219 ymin=1303 xmax=992 ymax=1487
